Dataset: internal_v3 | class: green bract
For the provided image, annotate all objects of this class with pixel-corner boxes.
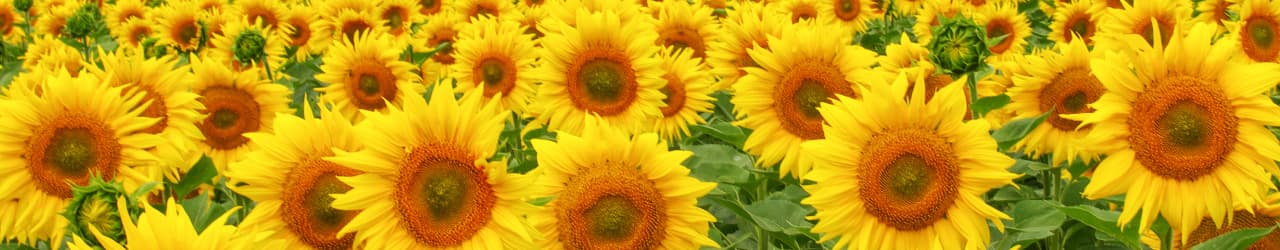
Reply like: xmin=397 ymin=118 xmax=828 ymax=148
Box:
xmin=927 ymin=14 xmax=989 ymax=76
xmin=233 ymin=30 xmax=267 ymax=66
xmin=60 ymin=177 xmax=142 ymax=248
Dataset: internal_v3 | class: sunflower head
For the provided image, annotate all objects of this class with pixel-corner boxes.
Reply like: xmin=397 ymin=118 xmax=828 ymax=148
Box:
xmin=231 ymin=29 xmax=267 ymax=66
xmin=61 ymin=176 xmax=142 ymax=248
xmin=927 ymin=14 xmax=990 ymax=76
xmin=13 ymin=0 xmax=30 ymax=12
xmin=64 ymin=3 xmax=102 ymax=38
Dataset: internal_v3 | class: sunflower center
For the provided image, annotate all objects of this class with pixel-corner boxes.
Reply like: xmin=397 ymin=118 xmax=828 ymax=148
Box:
xmin=287 ymin=19 xmax=311 ymax=46
xmin=556 ymin=163 xmax=666 ymax=249
xmin=76 ymin=195 xmax=123 ymax=243
xmin=428 ymin=30 xmax=456 ymax=64
xmin=177 ymin=21 xmax=199 ymax=45
xmin=659 ymin=74 xmax=687 ymax=117
xmin=567 ymin=48 xmax=639 ymax=116
xmin=835 ymin=0 xmax=860 ymax=21
xmin=1128 ymin=76 xmax=1237 ymax=181
xmin=473 ymin=57 xmax=517 ymax=97
xmin=246 ymin=9 xmax=278 ymax=28
xmin=1241 ymin=16 xmax=1280 ymax=62
xmin=282 ymin=160 xmax=359 ymax=249
xmin=198 ymin=86 xmax=261 ymax=150
xmin=28 ymin=114 xmax=121 ymax=198
xmin=658 ymin=27 xmax=707 ymax=59
xmin=791 ymin=5 xmax=818 ymax=22
xmin=1188 ymin=211 xmax=1280 ymax=249
xmin=128 ymin=84 xmax=171 ymax=134
xmin=858 ymin=128 xmax=959 ymax=231
xmin=396 ymin=144 xmax=495 ymax=247
xmin=341 ymin=20 xmax=372 ymax=41
xmin=986 ymin=20 xmax=1014 ymax=54
xmin=775 ymin=61 xmax=854 ymax=140
xmin=385 ymin=8 xmax=404 ymax=29
xmin=347 ymin=62 xmax=399 ymax=110
xmin=1136 ymin=17 xmax=1174 ymax=47
xmin=1039 ymin=67 xmax=1105 ymax=131
xmin=420 ymin=0 xmax=442 ymax=15
xmin=0 ymin=12 xmax=13 ymax=33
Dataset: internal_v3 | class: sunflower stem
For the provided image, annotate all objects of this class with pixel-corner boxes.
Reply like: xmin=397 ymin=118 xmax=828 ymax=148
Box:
xmin=263 ymin=57 xmax=275 ymax=82
xmin=966 ymin=72 xmax=980 ymax=119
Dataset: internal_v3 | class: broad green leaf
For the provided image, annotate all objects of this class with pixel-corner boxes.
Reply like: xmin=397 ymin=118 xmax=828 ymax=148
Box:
xmin=1189 ymin=226 xmax=1276 ymax=250
xmin=0 ymin=242 xmax=38 ymax=250
xmin=689 ymin=121 xmax=749 ymax=148
xmin=971 ymin=94 xmax=1011 ymax=119
xmin=743 ymin=200 xmax=813 ymax=235
xmin=1058 ymin=205 xmax=1142 ymax=249
xmin=992 ymin=111 xmax=1051 ymax=151
xmin=683 ymin=144 xmax=752 ymax=184
xmin=1009 ymin=200 xmax=1066 ymax=232
xmin=1008 ymin=159 xmax=1051 ymax=174
xmin=174 ymin=156 xmax=217 ymax=198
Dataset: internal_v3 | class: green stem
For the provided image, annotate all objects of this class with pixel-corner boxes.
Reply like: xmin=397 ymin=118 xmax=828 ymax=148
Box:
xmin=262 ymin=57 xmax=275 ymax=82
xmin=755 ymin=174 xmax=770 ymax=250
xmin=966 ymin=72 xmax=980 ymax=119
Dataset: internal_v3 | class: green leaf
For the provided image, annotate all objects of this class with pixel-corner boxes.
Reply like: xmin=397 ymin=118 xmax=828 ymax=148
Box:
xmin=689 ymin=121 xmax=749 ymax=148
xmin=1190 ymin=226 xmax=1277 ymax=250
xmin=683 ymin=144 xmax=752 ymax=184
xmin=1058 ymin=205 xmax=1142 ymax=249
xmin=992 ymin=111 xmax=1051 ymax=151
xmin=743 ymin=200 xmax=813 ymax=235
xmin=971 ymin=94 xmax=1011 ymax=118
xmin=1009 ymin=200 xmax=1066 ymax=232
xmin=1008 ymin=159 xmax=1051 ymax=174
xmin=0 ymin=242 xmax=38 ymax=250
xmin=174 ymin=156 xmax=217 ymax=198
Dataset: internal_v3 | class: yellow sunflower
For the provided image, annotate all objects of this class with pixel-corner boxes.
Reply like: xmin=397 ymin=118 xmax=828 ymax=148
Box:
xmin=1073 ymin=23 xmax=1280 ymax=240
xmin=232 ymin=0 xmax=285 ymax=30
xmin=417 ymin=0 xmax=447 ymax=17
xmin=188 ymin=0 xmax=225 ymax=13
xmin=913 ymin=0 xmax=971 ymax=44
xmin=800 ymin=71 xmax=1019 ymax=250
xmin=225 ymin=104 xmax=364 ymax=250
xmin=0 ymin=0 xmax=25 ymax=44
xmin=819 ymin=0 xmax=878 ymax=33
xmin=1196 ymin=0 xmax=1236 ymax=28
xmin=529 ymin=9 xmax=666 ymax=135
xmin=414 ymin=10 xmax=463 ymax=84
xmin=153 ymin=4 xmax=205 ymax=52
xmin=775 ymin=0 xmax=823 ymax=23
xmin=1230 ymin=0 xmax=1280 ymax=63
xmin=280 ymin=6 xmax=332 ymax=60
xmin=322 ymin=0 xmax=375 ymax=15
xmin=733 ymin=22 xmax=879 ymax=178
xmin=653 ymin=0 xmax=718 ymax=62
xmin=104 ymin=0 xmax=147 ymax=35
xmin=0 ymin=71 xmax=163 ymax=245
xmin=894 ymin=0 xmax=924 ymax=15
xmin=1097 ymin=0 xmax=1191 ymax=48
xmin=326 ymin=84 xmax=537 ymax=249
xmin=67 ymin=198 xmax=279 ymax=250
xmin=455 ymin=0 xmax=518 ymax=21
xmin=977 ymin=3 xmax=1030 ymax=63
xmin=23 ymin=35 xmax=85 ymax=76
xmin=88 ymin=52 xmax=206 ymax=181
xmin=706 ymin=1 xmax=786 ymax=90
xmin=112 ymin=18 xmax=154 ymax=49
xmin=516 ymin=4 xmax=549 ymax=40
xmin=35 ymin=2 xmax=74 ymax=38
xmin=377 ymin=0 xmax=421 ymax=46
xmin=541 ymin=0 xmax=647 ymax=27
xmin=451 ymin=16 xmax=538 ymax=114
xmin=877 ymin=33 xmax=930 ymax=76
xmin=1049 ymin=0 xmax=1105 ymax=46
xmin=653 ymin=48 xmax=715 ymax=141
xmin=529 ymin=117 xmax=718 ymax=249
xmin=190 ymin=57 xmax=292 ymax=173
xmin=1172 ymin=194 xmax=1280 ymax=249
xmin=208 ymin=18 xmax=288 ymax=74
xmin=1005 ymin=39 xmax=1104 ymax=166
xmin=327 ymin=9 xmax=388 ymax=45
xmin=315 ymin=32 xmax=424 ymax=122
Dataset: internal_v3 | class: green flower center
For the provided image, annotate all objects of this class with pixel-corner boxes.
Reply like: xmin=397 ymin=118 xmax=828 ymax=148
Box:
xmin=840 ymin=0 xmax=854 ymax=12
xmin=1158 ymin=102 xmax=1209 ymax=149
xmin=1070 ymin=19 xmax=1090 ymax=39
xmin=305 ymin=174 xmax=351 ymax=227
xmin=386 ymin=11 xmax=403 ymax=28
xmin=47 ymin=128 xmax=97 ymax=174
xmin=233 ymin=31 xmax=267 ymax=64
xmin=211 ymin=109 xmax=240 ymax=129
xmin=884 ymin=155 xmax=933 ymax=202
xmin=358 ymin=74 xmax=381 ymax=95
xmin=586 ymin=196 xmax=639 ymax=240
xmin=76 ymin=194 xmax=122 ymax=240
xmin=579 ymin=59 xmax=625 ymax=103
xmin=421 ymin=167 xmax=469 ymax=219
xmin=480 ymin=59 xmax=505 ymax=87
xmin=793 ymin=80 xmax=830 ymax=119
xmin=1248 ymin=18 xmax=1276 ymax=49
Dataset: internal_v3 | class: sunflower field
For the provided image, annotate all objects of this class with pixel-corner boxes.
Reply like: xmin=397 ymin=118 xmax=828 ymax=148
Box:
xmin=5 ymin=0 xmax=1280 ymax=249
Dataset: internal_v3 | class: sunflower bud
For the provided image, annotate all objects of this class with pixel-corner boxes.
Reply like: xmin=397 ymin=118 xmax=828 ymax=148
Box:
xmin=12 ymin=0 xmax=29 ymax=12
xmin=233 ymin=30 xmax=267 ymax=66
xmin=61 ymin=177 xmax=143 ymax=247
xmin=926 ymin=15 xmax=989 ymax=76
xmin=65 ymin=5 xmax=103 ymax=38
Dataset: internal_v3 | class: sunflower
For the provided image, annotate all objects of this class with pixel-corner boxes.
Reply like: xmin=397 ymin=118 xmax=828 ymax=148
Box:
xmin=1196 ymin=0 xmax=1236 ymax=28
xmin=323 ymin=0 xmax=376 ymax=15
xmin=529 ymin=117 xmax=718 ymax=249
xmin=377 ymin=0 xmax=421 ymax=46
xmin=977 ymin=3 xmax=1030 ymax=63
xmin=0 ymin=0 xmax=25 ymax=44
xmin=225 ymin=104 xmax=364 ymax=250
xmin=706 ymin=1 xmax=786 ymax=90
xmin=326 ymin=84 xmax=537 ymax=249
xmin=188 ymin=0 xmax=225 ymax=13
xmin=877 ymin=33 xmax=930 ymax=76
xmin=529 ymin=9 xmax=666 ymax=135
xmin=23 ymin=36 xmax=85 ymax=76
xmin=417 ymin=0 xmax=446 ymax=17
xmin=1174 ymin=194 xmax=1280 ymax=249
xmin=200 ymin=8 xmax=234 ymax=48
xmin=1004 ymin=39 xmax=1104 ymax=166
xmin=541 ymin=0 xmax=647 ymax=27
xmin=191 ymin=57 xmax=292 ymax=173
xmin=327 ymin=9 xmax=388 ymax=45
xmin=208 ymin=18 xmax=288 ymax=74
xmin=455 ymin=0 xmax=517 ymax=21
xmin=1072 ymin=23 xmax=1280 ymax=240
xmin=913 ymin=0 xmax=971 ymax=44
xmin=653 ymin=49 xmax=715 ymax=141
xmin=895 ymin=0 xmax=924 ymax=15
xmin=1230 ymin=0 xmax=1280 ymax=63
xmin=104 ymin=0 xmax=147 ymax=33
xmin=88 ymin=52 xmax=206 ymax=182
xmin=0 ymin=71 xmax=164 ymax=245
xmin=819 ymin=0 xmax=877 ymax=33
xmin=153 ymin=4 xmax=206 ymax=52
xmin=451 ymin=16 xmax=538 ymax=114
xmin=516 ymin=4 xmax=549 ymax=39
xmin=415 ymin=10 xmax=462 ymax=84
xmin=1096 ymin=0 xmax=1191 ymax=48
xmin=232 ymin=0 xmax=285 ymax=30
xmin=35 ymin=2 xmax=74 ymax=38
xmin=733 ymin=22 xmax=878 ymax=178
xmin=280 ymin=6 xmax=332 ymax=60
xmin=800 ymin=71 xmax=1019 ymax=250
xmin=316 ymin=32 xmax=423 ymax=122
xmin=67 ymin=198 xmax=277 ymax=250
xmin=1049 ymin=0 xmax=1104 ymax=46
xmin=112 ymin=18 xmax=154 ymax=49
xmin=775 ymin=0 xmax=823 ymax=23
xmin=652 ymin=0 xmax=718 ymax=62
